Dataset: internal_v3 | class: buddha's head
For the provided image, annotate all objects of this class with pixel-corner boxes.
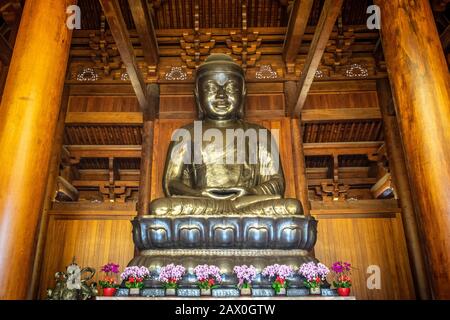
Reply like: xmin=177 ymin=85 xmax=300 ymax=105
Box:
xmin=195 ymin=54 xmax=246 ymax=121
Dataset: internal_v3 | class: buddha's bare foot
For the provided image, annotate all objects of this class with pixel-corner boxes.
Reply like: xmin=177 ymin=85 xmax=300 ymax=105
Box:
xmin=237 ymin=198 xmax=303 ymax=215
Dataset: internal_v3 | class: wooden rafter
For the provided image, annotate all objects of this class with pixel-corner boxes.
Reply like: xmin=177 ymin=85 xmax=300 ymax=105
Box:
xmin=282 ymin=0 xmax=314 ymax=66
xmin=308 ymin=177 xmax=378 ymax=187
xmin=99 ymin=0 xmax=150 ymax=111
xmin=66 ymin=145 xmax=142 ymax=159
xmin=301 ymin=108 xmax=382 ymax=122
xmin=303 ymin=141 xmax=383 ymax=157
xmin=65 ymin=112 xmax=143 ymax=125
xmin=310 ymin=199 xmax=401 ymax=216
xmin=128 ymin=0 xmax=159 ymax=66
xmin=292 ymin=0 xmax=344 ymax=117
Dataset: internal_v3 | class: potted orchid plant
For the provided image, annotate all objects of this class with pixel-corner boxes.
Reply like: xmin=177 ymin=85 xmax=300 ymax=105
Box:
xmin=99 ymin=263 xmax=120 ymax=297
xmin=193 ymin=264 xmax=222 ymax=295
xmin=331 ymin=261 xmax=352 ymax=296
xmin=262 ymin=264 xmax=294 ymax=295
xmin=120 ymin=266 xmax=150 ymax=296
xmin=298 ymin=262 xmax=330 ymax=295
xmin=158 ymin=264 xmax=186 ymax=296
xmin=233 ymin=265 xmax=257 ymax=296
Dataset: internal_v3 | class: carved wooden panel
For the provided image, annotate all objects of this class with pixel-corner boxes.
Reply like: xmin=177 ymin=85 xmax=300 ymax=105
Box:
xmin=68 ymin=96 xmax=140 ymax=112
xmin=304 ymin=91 xmax=379 ymax=110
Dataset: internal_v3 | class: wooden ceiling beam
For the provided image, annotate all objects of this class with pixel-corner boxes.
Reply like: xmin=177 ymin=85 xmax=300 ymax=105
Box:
xmin=282 ymin=0 xmax=314 ymax=65
xmin=66 ymin=145 xmax=142 ymax=159
xmin=128 ymin=0 xmax=159 ymax=66
xmin=99 ymin=0 xmax=151 ymax=113
xmin=72 ymin=180 xmax=140 ymax=188
xmin=308 ymin=177 xmax=378 ymax=186
xmin=301 ymin=108 xmax=382 ymax=122
xmin=310 ymin=199 xmax=400 ymax=217
xmin=72 ymin=27 xmax=379 ymax=40
xmin=303 ymin=141 xmax=383 ymax=157
xmin=292 ymin=0 xmax=344 ymax=117
xmin=65 ymin=112 xmax=143 ymax=125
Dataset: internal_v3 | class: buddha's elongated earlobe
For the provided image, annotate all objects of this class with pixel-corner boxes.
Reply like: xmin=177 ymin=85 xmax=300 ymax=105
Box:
xmin=194 ymin=88 xmax=204 ymax=120
xmin=238 ymin=86 xmax=247 ymax=119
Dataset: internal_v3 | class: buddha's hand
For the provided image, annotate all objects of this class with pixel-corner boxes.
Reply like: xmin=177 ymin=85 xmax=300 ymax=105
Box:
xmin=201 ymin=188 xmax=234 ymax=200
xmin=226 ymin=187 xmax=251 ymax=200
xmin=201 ymin=187 xmax=251 ymax=201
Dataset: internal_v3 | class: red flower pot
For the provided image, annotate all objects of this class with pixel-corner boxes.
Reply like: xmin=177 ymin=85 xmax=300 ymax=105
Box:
xmin=102 ymin=288 xmax=117 ymax=297
xmin=337 ymin=287 xmax=351 ymax=297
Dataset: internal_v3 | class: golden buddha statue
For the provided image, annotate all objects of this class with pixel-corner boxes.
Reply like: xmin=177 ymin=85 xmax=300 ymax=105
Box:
xmin=129 ymin=54 xmax=318 ymax=293
xmin=150 ymin=54 xmax=302 ymax=216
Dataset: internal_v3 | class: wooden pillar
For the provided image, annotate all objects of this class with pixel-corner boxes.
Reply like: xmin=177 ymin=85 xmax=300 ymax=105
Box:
xmin=285 ymin=81 xmax=298 ymax=118
xmin=137 ymin=84 xmax=159 ymax=216
xmin=0 ymin=0 xmax=75 ymax=300
xmin=291 ymin=118 xmax=310 ymax=216
xmin=375 ymin=0 xmax=450 ymax=299
xmin=377 ymin=79 xmax=431 ymax=300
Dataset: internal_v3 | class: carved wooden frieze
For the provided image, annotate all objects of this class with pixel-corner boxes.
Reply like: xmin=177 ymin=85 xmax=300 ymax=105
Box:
xmin=180 ymin=3 xmax=215 ymax=69
xmin=323 ymin=16 xmax=355 ymax=70
xmin=89 ymin=15 xmax=121 ymax=77
xmin=225 ymin=3 xmax=262 ymax=69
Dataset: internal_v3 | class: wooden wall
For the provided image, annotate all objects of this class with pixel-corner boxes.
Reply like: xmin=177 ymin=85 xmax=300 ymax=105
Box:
xmin=313 ymin=207 xmax=415 ymax=299
xmin=38 ymin=81 xmax=416 ymax=300
xmin=38 ymin=204 xmax=136 ymax=299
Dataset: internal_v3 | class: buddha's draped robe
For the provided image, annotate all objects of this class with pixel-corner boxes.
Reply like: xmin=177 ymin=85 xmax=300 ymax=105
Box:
xmin=150 ymin=120 xmax=303 ymax=216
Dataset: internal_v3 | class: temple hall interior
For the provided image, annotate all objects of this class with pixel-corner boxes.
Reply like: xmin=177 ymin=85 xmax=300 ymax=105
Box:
xmin=0 ymin=0 xmax=449 ymax=301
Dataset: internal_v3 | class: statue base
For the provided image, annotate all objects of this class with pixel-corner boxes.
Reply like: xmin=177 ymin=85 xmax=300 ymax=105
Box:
xmin=212 ymin=288 xmax=240 ymax=297
xmin=141 ymin=288 xmax=165 ymax=297
xmin=177 ymin=288 xmax=201 ymax=297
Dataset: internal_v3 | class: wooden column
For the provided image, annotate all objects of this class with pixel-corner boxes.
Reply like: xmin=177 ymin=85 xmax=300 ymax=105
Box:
xmin=0 ymin=0 xmax=75 ymax=300
xmin=377 ymin=79 xmax=431 ymax=300
xmin=291 ymin=118 xmax=310 ymax=215
xmin=137 ymin=84 xmax=159 ymax=216
xmin=375 ymin=0 xmax=450 ymax=299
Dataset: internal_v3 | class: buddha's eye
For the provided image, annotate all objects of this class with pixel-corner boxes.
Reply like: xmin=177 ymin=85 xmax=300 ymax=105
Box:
xmin=225 ymin=81 xmax=239 ymax=93
xmin=205 ymin=81 xmax=218 ymax=93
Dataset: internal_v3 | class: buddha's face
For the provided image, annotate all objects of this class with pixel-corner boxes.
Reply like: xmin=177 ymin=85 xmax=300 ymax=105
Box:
xmin=196 ymin=70 xmax=245 ymax=120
